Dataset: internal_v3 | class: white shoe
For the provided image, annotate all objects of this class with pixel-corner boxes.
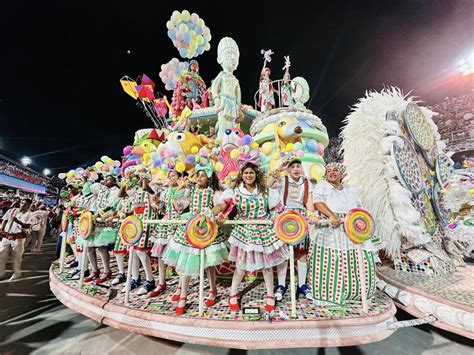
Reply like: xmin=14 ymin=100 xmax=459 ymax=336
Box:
xmin=9 ymin=274 xmax=21 ymax=281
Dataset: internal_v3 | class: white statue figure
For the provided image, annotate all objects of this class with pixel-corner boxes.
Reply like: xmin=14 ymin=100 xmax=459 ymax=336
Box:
xmin=281 ymin=55 xmax=294 ymax=107
xmin=212 ymin=37 xmax=242 ymax=141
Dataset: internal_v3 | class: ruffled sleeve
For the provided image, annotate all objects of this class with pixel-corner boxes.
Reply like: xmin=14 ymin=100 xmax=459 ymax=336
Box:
xmin=312 ymin=181 xmax=330 ymax=203
xmin=89 ymin=183 xmax=102 ymax=196
xmin=212 ymin=191 xmax=222 ymax=206
xmin=267 ymin=188 xmax=281 ymax=210
xmin=107 ymin=187 xmax=121 ymax=209
xmin=220 ymin=188 xmax=236 ymax=205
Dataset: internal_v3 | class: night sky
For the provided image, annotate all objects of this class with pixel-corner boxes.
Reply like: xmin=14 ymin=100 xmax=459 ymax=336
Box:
xmin=1 ymin=0 xmax=472 ymax=175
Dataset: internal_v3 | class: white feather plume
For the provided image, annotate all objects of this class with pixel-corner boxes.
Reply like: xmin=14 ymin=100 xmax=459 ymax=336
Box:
xmin=341 ymin=87 xmax=435 ymax=257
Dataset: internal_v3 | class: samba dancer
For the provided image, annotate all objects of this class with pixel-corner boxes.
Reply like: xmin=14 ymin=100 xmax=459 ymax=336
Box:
xmin=84 ymin=173 xmax=120 ymax=284
xmin=120 ymin=171 xmax=157 ymax=295
xmin=149 ymin=169 xmax=184 ymax=297
xmin=215 ymin=152 xmax=289 ymax=312
xmin=162 ymin=163 xmax=228 ymax=315
xmin=69 ymin=179 xmax=98 ymax=280
xmin=309 ymin=163 xmax=378 ymax=305
xmin=110 ymin=175 xmax=137 ymax=286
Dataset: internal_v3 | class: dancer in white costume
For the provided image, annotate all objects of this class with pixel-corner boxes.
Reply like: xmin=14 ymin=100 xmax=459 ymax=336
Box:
xmin=309 ymin=163 xmax=378 ymax=305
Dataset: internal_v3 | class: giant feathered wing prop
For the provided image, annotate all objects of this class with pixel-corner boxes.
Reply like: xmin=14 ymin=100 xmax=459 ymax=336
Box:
xmin=340 ymin=87 xmax=445 ymax=258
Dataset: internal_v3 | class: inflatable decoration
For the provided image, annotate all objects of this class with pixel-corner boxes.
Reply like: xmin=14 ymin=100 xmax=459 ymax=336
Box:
xmin=159 ymin=58 xmax=189 ymax=91
xmin=166 ymin=10 xmax=211 ymax=59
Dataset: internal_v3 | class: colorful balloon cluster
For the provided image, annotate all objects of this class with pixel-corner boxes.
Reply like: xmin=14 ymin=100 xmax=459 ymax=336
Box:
xmin=58 ymin=167 xmax=99 ymax=184
xmin=228 ymin=135 xmax=260 ymax=162
xmin=94 ymin=156 xmax=122 ymax=176
xmin=159 ymin=58 xmax=190 ymax=91
xmin=166 ymin=10 xmax=211 ymax=59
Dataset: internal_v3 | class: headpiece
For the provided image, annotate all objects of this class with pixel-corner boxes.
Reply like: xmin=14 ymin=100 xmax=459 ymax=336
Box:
xmin=326 ymin=162 xmax=346 ymax=175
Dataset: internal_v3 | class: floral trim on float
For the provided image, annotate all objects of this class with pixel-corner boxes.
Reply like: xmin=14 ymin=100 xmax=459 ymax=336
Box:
xmin=341 ymin=87 xmax=474 ymax=339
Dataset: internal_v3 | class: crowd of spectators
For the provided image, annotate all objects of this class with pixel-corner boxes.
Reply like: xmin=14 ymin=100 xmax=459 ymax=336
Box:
xmin=429 ymin=90 xmax=474 ymax=148
xmin=0 ymin=159 xmax=50 ymax=186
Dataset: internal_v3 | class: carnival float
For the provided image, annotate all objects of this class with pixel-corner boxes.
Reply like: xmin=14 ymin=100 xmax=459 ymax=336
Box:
xmin=49 ymin=9 xmax=473 ymax=350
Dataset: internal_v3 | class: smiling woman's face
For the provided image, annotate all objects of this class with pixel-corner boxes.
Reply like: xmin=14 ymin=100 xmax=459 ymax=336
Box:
xmin=325 ymin=166 xmax=342 ymax=184
xmin=242 ymin=167 xmax=256 ymax=186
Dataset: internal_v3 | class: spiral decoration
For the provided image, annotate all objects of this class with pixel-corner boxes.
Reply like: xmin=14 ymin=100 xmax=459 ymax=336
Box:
xmin=78 ymin=211 xmax=94 ymax=239
xmin=185 ymin=215 xmax=218 ymax=249
xmin=343 ymin=208 xmax=375 ymax=244
xmin=274 ymin=210 xmax=308 ymax=245
xmin=119 ymin=215 xmax=143 ymax=246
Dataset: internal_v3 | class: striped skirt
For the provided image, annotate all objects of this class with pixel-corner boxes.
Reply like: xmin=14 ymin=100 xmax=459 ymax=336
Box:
xmin=308 ymin=226 xmax=377 ymax=305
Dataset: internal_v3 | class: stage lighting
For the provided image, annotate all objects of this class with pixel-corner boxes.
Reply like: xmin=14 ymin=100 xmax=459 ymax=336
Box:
xmin=43 ymin=168 xmax=51 ymax=176
xmin=457 ymin=51 xmax=474 ymax=76
xmin=21 ymin=156 xmax=31 ymax=166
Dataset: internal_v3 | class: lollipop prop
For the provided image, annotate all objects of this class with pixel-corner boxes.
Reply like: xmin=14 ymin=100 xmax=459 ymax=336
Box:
xmin=185 ymin=215 xmax=219 ymax=315
xmin=78 ymin=211 xmax=94 ymax=238
xmin=119 ymin=216 xmax=144 ymax=305
xmin=343 ymin=208 xmax=374 ymax=313
xmin=77 ymin=211 xmax=94 ymax=288
xmin=59 ymin=210 xmax=70 ymax=273
xmin=274 ymin=211 xmax=308 ymax=318
xmin=61 ymin=210 xmax=69 ymax=232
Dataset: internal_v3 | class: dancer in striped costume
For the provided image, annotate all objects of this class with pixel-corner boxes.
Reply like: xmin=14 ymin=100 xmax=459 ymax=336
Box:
xmin=267 ymin=156 xmax=314 ymax=301
xmin=68 ymin=180 xmax=97 ymax=280
xmin=124 ymin=174 xmax=158 ymax=296
xmin=309 ymin=163 xmax=377 ymax=305
xmin=216 ymin=155 xmax=288 ymax=312
xmin=162 ymin=163 xmax=228 ymax=315
xmin=84 ymin=174 xmax=120 ymax=284
xmin=149 ymin=169 xmax=184 ymax=297
xmin=110 ymin=185 xmax=134 ymax=286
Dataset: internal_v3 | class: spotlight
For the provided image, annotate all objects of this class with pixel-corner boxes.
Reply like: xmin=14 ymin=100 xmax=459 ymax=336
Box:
xmin=21 ymin=156 xmax=31 ymax=166
xmin=457 ymin=50 xmax=474 ymax=76
xmin=43 ymin=168 xmax=51 ymax=176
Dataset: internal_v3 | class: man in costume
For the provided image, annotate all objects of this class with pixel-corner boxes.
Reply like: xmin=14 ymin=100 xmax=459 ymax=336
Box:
xmin=268 ymin=156 xmax=314 ymax=301
xmin=0 ymin=198 xmax=33 ymax=280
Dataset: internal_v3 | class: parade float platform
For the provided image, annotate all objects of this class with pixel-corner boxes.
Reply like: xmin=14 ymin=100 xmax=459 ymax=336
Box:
xmin=377 ymin=264 xmax=474 ymax=339
xmin=49 ymin=258 xmax=397 ymax=349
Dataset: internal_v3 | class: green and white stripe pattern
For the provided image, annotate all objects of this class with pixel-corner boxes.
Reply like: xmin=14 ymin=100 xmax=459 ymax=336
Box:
xmin=309 ymin=227 xmax=377 ymax=305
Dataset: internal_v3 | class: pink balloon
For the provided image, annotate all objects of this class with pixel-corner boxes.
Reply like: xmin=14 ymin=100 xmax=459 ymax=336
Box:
xmin=58 ymin=173 xmax=66 ymax=179
xmin=123 ymin=145 xmax=132 ymax=156
xmin=113 ymin=160 xmax=121 ymax=167
xmin=202 ymin=26 xmax=210 ymax=36
xmin=317 ymin=143 xmax=325 ymax=155
xmin=191 ymin=13 xmax=199 ymax=24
